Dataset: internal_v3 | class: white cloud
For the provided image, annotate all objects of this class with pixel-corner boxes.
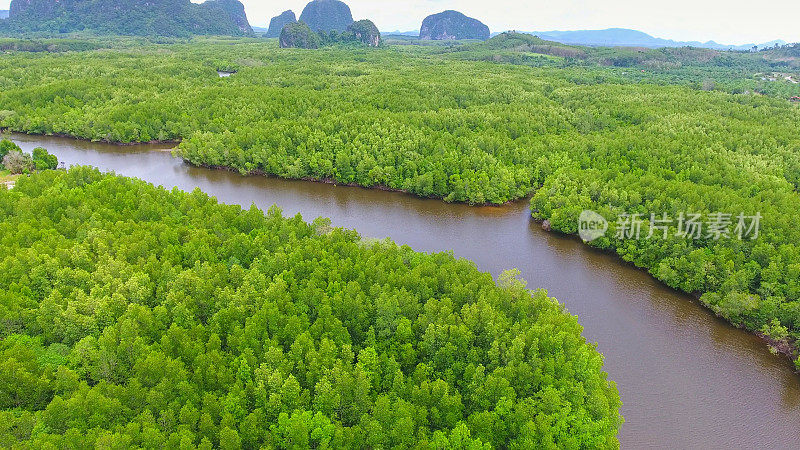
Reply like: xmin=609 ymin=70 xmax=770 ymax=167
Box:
xmin=3 ymin=0 xmax=799 ymax=45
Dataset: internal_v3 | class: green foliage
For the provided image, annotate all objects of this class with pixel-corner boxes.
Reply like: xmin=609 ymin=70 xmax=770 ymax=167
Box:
xmin=0 ymin=168 xmax=622 ymax=447
xmin=0 ymin=140 xmax=57 ymax=173
xmin=472 ymin=32 xmax=573 ymax=51
xmin=525 ymin=77 xmax=800 ymax=355
xmin=761 ymin=319 xmax=789 ymax=342
xmin=280 ymin=19 xmax=382 ymax=49
xmin=458 ymin=32 xmax=587 ymax=60
xmin=1 ymin=150 xmax=33 ymax=174
xmin=0 ymin=38 xmax=107 ymax=52
xmin=1 ymin=39 xmax=797 ymax=202
xmin=1 ymin=39 xmax=800 ymax=360
xmin=457 ymin=33 xmax=800 ymax=92
xmin=0 ymin=139 xmax=21 ymax=162
xmin=32 ymin=147 xmax=58 ymax=170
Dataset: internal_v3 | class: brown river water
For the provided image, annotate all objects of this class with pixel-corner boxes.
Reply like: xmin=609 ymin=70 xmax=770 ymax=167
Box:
xmin=5 ymin=132 xmax=800 ymax=449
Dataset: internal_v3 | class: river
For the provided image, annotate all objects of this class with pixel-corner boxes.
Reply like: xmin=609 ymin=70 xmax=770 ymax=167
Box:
xmin=5 ymin=132 xmax=800 ymax=449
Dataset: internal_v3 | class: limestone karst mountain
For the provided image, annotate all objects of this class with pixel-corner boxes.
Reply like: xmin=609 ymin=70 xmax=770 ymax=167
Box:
xmin=299 ymin=0 xmax=353 ymax=33
xmin=420 ymin=10 xmax=490 ymax=41
xmin=266 ymin=10 xmax=296 ymax=38
xmin=3 ymin=0 xmax=253 ymax=36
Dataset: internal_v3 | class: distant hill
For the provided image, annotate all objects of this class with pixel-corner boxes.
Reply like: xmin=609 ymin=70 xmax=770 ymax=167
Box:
xmin=525 ymin=28 xmax=787 ymax=51
xmin=0 ymin=10 xmax=8 ymax=20
xmin=383 ymin=31 xmax=418 ymax=37
xmin=459 ymin=32 xmax=800 ymax=71
xmin=471 ymin=32 xmax=567 ymax=50
xmin=266 ymin=10 xmax=296 ymax=38
xmin=462 ymin=31 xmax=587 ymax=59
xmin=299 ymin=0 xmax=353 ymax=33
xmin=420 ymin=10 xmax=489 ymax=41
xmin=2 ymin=0 xmax=253 ymax=36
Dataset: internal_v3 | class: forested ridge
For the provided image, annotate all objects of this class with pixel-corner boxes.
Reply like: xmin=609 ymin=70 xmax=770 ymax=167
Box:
xmin=0 ymin=0 xmax=253 ymax=37
xmin=0 ymin=168 xmax=621 ymax=448
xmin=1 ymin=39 xmax=800 ymax=366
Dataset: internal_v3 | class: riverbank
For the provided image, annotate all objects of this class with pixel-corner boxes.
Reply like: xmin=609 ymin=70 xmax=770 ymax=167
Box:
xmin=0 ymin=128 xmax=181 ymax=147
xmin=182 ymin=160 xmax=522 ymax=208
xmin=2 ymin=129 xmax=520 ymax=206
xmin=530 ymin=215 xmax=800 ymax=370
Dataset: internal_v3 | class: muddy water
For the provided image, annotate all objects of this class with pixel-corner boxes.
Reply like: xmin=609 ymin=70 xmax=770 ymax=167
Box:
xmin=7 ymin=132 xmax=800 ymax=449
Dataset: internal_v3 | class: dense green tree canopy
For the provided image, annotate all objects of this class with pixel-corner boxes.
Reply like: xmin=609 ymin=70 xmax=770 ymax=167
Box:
xmin=0 ymin=168 xmax=621 ymax=448
xmin=280 ymin=19 xmax=381 ymax=48
xmin=0 ymin=139 xmax=19 ymax=162
xmin=0 ymin=139 xmax=57 ymax=174
xmin=0 ymin=38 xmax=799 ymax=366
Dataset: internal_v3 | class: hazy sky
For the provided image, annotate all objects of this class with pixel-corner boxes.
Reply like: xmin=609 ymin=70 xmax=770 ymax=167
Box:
xmin=243 ymin=0 xmax=800 ymax=45
xmin=2 ymin=0 xmax=798 ymax=45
